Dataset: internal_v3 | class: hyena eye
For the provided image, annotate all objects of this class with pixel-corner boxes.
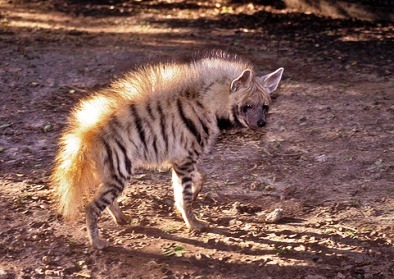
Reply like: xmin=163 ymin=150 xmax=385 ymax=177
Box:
xmin=263 ymin=105 xmax=269 ymax=112
xmin=242 ymin=104 xmax=252 ymax=113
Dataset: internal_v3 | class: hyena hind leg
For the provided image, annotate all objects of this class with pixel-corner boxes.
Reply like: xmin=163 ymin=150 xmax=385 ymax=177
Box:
xmin=86 ymin=181 xmax=126 ymax=249
xmin=191 ymin=167 xmax=206 ymax=204
xmin=107 ymin=200 xmax=130 ymax=225
xmin=172 ymin=163 xmax=208 ymax=231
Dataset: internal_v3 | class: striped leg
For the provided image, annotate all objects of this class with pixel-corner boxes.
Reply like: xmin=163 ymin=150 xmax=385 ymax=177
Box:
xmin=191 ymin=166 xmax=205 ymax=204
xmin=86 ymin=179 xmax=126 ymax=249
xmin=172 ymin=162 xmax=208 ymax=231
xmin=107 ymin=200 xmax=130 ymax=225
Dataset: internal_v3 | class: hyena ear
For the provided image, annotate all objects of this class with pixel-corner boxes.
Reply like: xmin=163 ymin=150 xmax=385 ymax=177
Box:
xmin=259 ymin=67 xmax=284 ymax=94
xmin=230 ymin=69 xmax=253 ymax=93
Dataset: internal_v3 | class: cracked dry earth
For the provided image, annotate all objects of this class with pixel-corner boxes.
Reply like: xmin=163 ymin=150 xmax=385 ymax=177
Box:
xmin=0 ymin=1 xmax=393 ymax=278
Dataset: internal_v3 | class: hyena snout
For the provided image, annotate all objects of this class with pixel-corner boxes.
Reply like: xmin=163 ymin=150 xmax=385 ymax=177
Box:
xmin=247 ymin=114 xmax=267 ymax=129
xmin=244 ymin=105 xmax=268 ymax=129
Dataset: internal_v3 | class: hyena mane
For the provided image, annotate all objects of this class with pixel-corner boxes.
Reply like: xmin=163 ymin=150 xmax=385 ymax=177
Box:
xmin=51 ymin=50 xmax=284 ymax=249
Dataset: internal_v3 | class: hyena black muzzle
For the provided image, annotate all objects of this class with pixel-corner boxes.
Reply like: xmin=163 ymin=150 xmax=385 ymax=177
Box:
xmin=240 ymin=103 xmax=270 ymax=130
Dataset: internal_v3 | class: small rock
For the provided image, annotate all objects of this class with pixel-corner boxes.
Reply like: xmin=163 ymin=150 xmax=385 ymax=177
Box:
xmin=144 ymin=260 xmax=160 ymax=270
xmin=315 ymin=154 xmax=327 ymax=162
xmin=265 ymin=208 xmax=284 ymax=223
xmin=265 ymin=185 xmax=274 ymax=191
xmin=195 ymin=253 xmax=202 ymax=260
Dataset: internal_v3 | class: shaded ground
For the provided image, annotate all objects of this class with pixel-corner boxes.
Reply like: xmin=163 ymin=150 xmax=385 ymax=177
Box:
xmin=0 ymin=0 xmax=393 ymax=278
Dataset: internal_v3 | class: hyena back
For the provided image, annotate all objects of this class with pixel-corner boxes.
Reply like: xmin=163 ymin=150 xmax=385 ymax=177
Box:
xmin=52 ymin=51 xmax=284 ymax=249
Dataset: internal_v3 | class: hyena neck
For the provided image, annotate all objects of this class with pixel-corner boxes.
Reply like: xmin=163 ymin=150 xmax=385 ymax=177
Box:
xmin=197 ymin=63 xmax=249 ymax=130
xmin=216 ymin=116 xmax=236 ymax=130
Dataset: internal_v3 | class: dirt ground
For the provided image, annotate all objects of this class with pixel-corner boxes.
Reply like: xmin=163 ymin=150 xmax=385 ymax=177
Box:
xmin=0 ymin=0 xmax=393 ymax=278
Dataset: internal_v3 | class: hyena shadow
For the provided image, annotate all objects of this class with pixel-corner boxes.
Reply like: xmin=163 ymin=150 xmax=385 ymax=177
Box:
xmin=101 ymin=225 xmax=289 ymax=255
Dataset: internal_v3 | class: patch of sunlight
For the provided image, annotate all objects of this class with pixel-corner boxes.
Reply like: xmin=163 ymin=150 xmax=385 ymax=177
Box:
xmin=5 ymin=10 xmax=192 ymax=35
xmin=337 ymin=27 xmax=393 ymax=42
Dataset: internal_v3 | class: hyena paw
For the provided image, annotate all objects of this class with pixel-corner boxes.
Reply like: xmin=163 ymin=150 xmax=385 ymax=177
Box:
xmin=114 ymin=214 xmax=131 ymax=226
xmin=91 ymin=237 xmax=110 ymax=250
xmin=188 ymin=219 xmax=209 ymax=232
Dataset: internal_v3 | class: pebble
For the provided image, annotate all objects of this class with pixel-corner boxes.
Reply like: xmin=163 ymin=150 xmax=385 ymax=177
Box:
xmin=265 ymin=208 xmax=284 ymax=223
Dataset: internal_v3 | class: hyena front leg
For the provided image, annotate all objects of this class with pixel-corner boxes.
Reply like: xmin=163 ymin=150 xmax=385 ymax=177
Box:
xmin=172 ymin=162 xmax=208 ymax=231
xmin=107 ymin=200 xmax=130 ymax=225
xmin=86 ymin=179 xmax=126 ymax=249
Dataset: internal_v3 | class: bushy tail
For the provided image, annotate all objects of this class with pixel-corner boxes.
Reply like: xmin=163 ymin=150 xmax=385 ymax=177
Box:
xmin=51 ymin=127 xmax=101 ymax=221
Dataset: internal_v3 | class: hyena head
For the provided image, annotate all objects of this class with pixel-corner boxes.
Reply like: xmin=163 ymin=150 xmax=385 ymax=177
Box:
xmin=230 ymin=67 xmax=284 ymax=129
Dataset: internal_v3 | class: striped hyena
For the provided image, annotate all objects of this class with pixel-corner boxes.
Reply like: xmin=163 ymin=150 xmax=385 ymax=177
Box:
xmin=51 ymin=51 xmax=284 ymax=249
